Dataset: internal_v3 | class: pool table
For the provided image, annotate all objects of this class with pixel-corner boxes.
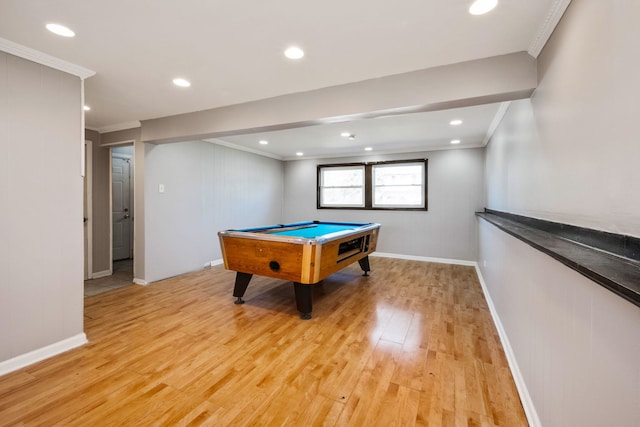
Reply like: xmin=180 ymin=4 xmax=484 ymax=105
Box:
xmin=218 ymin=221 xmax=380 ymax=319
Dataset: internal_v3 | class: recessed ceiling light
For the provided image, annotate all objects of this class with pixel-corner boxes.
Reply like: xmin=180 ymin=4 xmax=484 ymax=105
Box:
xmin=173 ymin=78 xmax=191 ymax=87
xmin=449 ymin=119 xmax=463 ymax=126
xmin=83 ymin=105 xmax=91 ymax=111
xmin=340 ymin=132 xmax=351 ymax=137
xmin=469 ymin=0 xmax=498 ymax=15
xmin=451 ymin=139 xmax=461 ymax=144
xmin=296 ymin=152 xmax=304 ymax=156
xmin=46 ymin=23 xmax=75 ymax=37
xmin=259 ymin=140 xmax=269 ymax=145
xmin=364 ymin=147 xmax=373 ymax=151
xmin=284 ymin=46 xmax=304 ymax=60
xmin=348 ymin=135 xmax=355 ymax=140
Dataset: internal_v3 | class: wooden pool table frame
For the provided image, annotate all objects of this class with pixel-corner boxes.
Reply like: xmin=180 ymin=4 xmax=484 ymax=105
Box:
xmin=218 ymin=221 xmax=380 ymax=319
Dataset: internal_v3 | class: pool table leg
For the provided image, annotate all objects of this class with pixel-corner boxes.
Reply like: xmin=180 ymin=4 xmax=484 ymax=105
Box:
xmin=233 ymin=272 xmax=253 ymax=304
xmin=293 ymin=282 xmax=313 ymax=320
xmin=358 ymin=256 xmax=371 ymax=276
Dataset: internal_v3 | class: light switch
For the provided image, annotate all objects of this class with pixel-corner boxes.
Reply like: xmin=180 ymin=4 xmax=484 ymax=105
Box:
xmin=159 ymin=184 xmax=165 ymax=193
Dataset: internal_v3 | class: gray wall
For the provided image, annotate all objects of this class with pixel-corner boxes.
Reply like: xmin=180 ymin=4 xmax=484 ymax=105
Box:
xmin=485 ymin=5 xmax=640 ymax=237
xmin=143 ymin=141 xmax=284 ymax=282
xmin=84 ymin=128 xmax=111 ymax=274
xmin=283 ymin=148 xmax=485 ymax=261
xmin=0 ymin=52 xmax=84 ymax=364
xmin=479 ymin=2 xmax=640 ymax=426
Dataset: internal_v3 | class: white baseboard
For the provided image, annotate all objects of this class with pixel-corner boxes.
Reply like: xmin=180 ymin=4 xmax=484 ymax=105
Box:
xmin=133 ymin=278 xmax=149 ymax=286
xmin=371 ymin=252 xmax=477 ymax=266
xmin=91 ymin=269 xmax=111 ymax=279
xmin=473 ymin=265 xmax=541 ymax=427
xmin=209 ymin=259 xmax=224 ymax=267
xmin=0 ymin=333 xmax=88 ymax=376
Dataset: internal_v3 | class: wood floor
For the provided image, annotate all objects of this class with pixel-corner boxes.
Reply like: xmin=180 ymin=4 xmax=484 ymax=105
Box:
xmin=0 ymin=258 xmax=527 ymax=426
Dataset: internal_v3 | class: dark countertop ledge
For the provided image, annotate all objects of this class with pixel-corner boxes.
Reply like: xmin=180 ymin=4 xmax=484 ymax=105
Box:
xmin=476 ymin=210 xmax=640 ymax=308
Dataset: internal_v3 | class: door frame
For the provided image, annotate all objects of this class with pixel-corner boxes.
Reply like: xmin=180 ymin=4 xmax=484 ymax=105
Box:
xmin=84 ymin=139 xmax=93 ymax=280
xmin=111 ymin=151 xmax=134 ymax=261
xmin=108 ymin=142 xmax=135 ymax=273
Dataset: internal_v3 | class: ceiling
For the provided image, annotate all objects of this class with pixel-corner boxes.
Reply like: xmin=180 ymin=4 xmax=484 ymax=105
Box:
xmin=209 ymin=102 xmax=506 ymax=159
xmin=0 ymin=0 xmax=566 ymax=159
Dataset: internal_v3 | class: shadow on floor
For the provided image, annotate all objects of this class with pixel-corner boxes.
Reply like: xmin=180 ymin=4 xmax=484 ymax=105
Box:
xmin=84 ymin=259 xmax=133 ymax=297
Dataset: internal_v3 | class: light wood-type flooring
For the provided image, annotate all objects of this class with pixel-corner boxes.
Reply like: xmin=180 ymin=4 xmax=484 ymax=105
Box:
xmin=0 ymin=257 xmax=527 ymax=426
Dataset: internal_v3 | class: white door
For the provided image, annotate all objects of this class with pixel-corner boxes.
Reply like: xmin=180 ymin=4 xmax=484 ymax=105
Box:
xmin=112 ymin=155 xmax=132 ymax=261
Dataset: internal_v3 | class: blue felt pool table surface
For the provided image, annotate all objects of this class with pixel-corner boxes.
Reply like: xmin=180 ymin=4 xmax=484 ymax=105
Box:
xmin=269 ymin=224 xmax=360 ymax=238
xmin=237 ymin=221 xmax=370 ymax=239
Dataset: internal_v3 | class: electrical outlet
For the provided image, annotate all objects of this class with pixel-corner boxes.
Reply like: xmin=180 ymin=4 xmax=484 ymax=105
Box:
xmin=159 ymin=184 xmax=165 ymax=193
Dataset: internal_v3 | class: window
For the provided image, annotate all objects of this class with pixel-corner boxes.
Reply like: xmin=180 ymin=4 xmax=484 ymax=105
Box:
xmin=318 ymin=165 xmax=365 ymax=207
xmin=373 ymin=162 xmax=425 ymax=208
xmin=317 ymin=159 xmax=427 ymax=210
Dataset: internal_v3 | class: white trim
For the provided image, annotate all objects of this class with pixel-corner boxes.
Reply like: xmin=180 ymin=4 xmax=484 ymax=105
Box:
xmin=84 ymin=140 xmax=93 ymax=280
xmin=474 ymin=265 xmax=541 ymax=427
xmin=283 ymin=143 xmax=485 ymax=161
xmin=133 ymin=278 xmax=149 ymax=285
xmin=528 ymin=0 xmax=572 ymax=58
xmin=210 ymin=259 xmax=224 ymax=267
xmin=108 ymin=151 xmax=114 ymax=276
xmin=81 ymin=83 xmax=86 ymax=177
xmin=101 ymin=139 xmax=136 ymax=147
xmin=482 ymin=101 xmax=511 ymax=145
xmin=371 ymin=252 xmax=476 ymax=266
xmin=0 ymin=333 xmax=88 ymax=376
xmin=132 ymin=143 xmax=140 ymax=282
xmin=206 ymin=138 xmax=485 ymax=162
xmin=0 ymin=37 xmax=95 ymax=79
xmin=91 ymin=269 xmax=111 ymax=279
xmin=203 ymin=138 xmax=283 ymax=160
xmin=98 ymin=121 xmax=141 ymax=134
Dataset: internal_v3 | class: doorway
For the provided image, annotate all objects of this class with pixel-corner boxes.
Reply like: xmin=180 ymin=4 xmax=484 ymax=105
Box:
xmin=111 ymin=145 xmax=134 ymax=285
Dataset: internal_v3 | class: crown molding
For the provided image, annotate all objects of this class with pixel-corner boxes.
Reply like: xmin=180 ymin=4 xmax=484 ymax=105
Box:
xmin=528 ymin=0 xmax=572 ymax=58
xmin=203 ymin=138 xmax=283 ymax=160
xmin=98 ymin=121 xmax=141 ymax=134
xmin=0 ymin=37 xmax=95 ymax=79
xmin=483 ymin=101 xmax=511 ymax=145
xmin=282 ymin=143 xmax=485 ymax=161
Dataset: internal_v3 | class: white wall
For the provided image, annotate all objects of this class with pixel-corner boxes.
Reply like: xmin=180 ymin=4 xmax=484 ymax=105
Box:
xmin=479 ymin=2 xmax=640 ymax=426
xmin=284 ymin=148 xmax=485 ymax=261
xmin=485 ymin=2 xmax=640 ymax=238
xmin=478 ymin=222 xmax=640 ymax=427
xmin=143 ymin=141 xmax=284 ymax=282
xmin=0 ymin=53 xmax=85 ymax=367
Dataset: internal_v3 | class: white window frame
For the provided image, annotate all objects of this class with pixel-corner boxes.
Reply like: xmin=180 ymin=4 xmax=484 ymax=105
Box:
xmin=372 ymin=161 xmax=426 ymax=209
xmin=318 ymin=165 xmax=366 ymax=208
